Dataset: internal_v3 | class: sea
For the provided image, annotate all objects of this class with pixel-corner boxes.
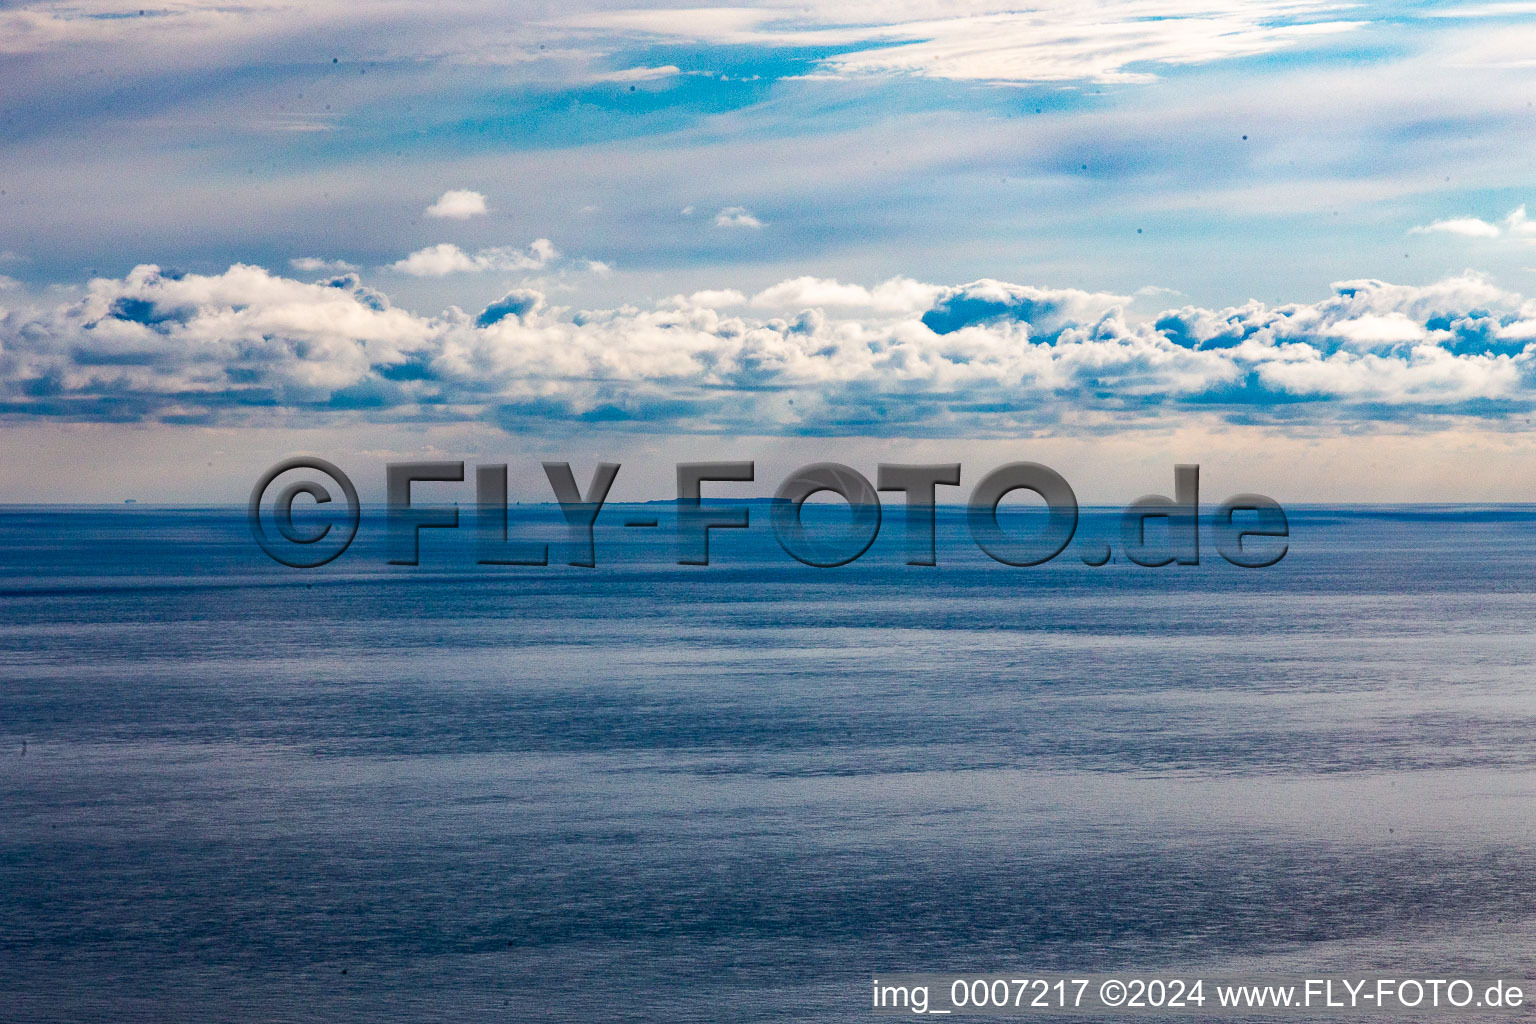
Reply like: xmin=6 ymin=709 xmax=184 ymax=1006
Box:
xmin=2 ymin=503 xmax=1535 ymax=1021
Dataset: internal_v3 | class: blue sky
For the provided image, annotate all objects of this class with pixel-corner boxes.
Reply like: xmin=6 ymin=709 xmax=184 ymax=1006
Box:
xmin=3 ymin=0 xmax=1536 ymax=501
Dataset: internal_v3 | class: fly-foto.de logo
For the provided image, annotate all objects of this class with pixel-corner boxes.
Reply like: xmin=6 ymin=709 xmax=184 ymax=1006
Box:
xmin=248 ymin=458 xmax=1288 ymax=571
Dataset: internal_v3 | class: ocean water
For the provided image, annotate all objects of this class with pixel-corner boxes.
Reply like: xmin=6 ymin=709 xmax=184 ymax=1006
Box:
xmin=3 ymin=504 xmax=1536 ymax=1021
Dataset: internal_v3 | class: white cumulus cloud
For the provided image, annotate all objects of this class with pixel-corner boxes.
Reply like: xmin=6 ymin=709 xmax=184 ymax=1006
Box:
xmin=1505 ymin=205 xmax=1536 ymax=237
xmin=425 ymin=189 xmax=489 ymax=220
xmin=1412 ymin=217 xmax=1501 ymax=237
xmin=390 ymin=239 xmax=558 ymax=277
xmin=751 ymin=276 xmax=944 ymax=314
xmin=4 ymin=266 xmax=1536 ymax=432
xmin=714 ymin=206 xmax=763 ymax=229
xmin=1411 ymin=205 xmax=1536 ymax=239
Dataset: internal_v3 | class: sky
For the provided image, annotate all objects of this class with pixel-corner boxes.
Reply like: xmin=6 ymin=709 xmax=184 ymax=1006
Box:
xmin=3 ymin=0 xmax=1536 ymax=502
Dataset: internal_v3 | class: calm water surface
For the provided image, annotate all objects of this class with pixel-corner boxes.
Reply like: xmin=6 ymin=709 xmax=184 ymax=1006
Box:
xmin=2 ymin=505 xmax=1535 ymax=1021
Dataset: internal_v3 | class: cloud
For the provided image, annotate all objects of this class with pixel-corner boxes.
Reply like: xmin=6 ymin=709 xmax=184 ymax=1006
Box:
xmin=920 ymin=280 xmax=1132 ymax=337
xmin=566 ymin=1 xmax=1367 ymax=85
xmin=594 ymin=65 xmax=681 ymax=82
xmin=476 ymin=288 xmax=544 ymax=328
xmin=290 ymin=256 xmax=358 ymax=274
xmin=5 ymin=265 xmax=1536 ymax=431
xmin=1329 ymin=313 xmax=1426 ymax=345
xmin=1506 ymin=205 xmax=1536 ymax=236
xmin=0 ymin=0 xmax=1364 ymax=89
xmin=677 ymin=288 xmax=747 ymax=308
xmin=0 ymin=264 xmax=432 ymax=420
xmin=389 ymin=239 xmax=558 ymax=277
xmin=1411 ymin=217 xmax=1502 ymax=238
xmin=751 ymin=276 xmax=943 ymax=314
xmin=1424 ymin=2 xmax=1536 ymax=17
xmin=391 ymin=244 xmax=480 ymax=276
xmin=4 ymin=0 xmax=1529 ymax=313
xmin=714 ymin=206 xmax=763 ymax=229
xmin=425 ymin=189 xmax=489 ymax=220
xmin=1411 ymin=205 xmax=1536 ymax=239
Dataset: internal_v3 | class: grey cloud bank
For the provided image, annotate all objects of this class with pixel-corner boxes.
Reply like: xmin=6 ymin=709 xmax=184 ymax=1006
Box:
xmin=3 ymin=263 xmax=1536 ymax=434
